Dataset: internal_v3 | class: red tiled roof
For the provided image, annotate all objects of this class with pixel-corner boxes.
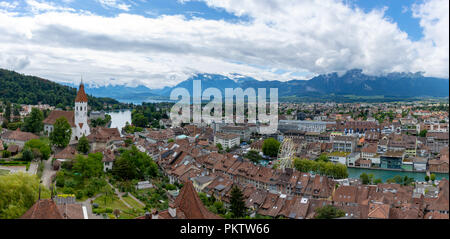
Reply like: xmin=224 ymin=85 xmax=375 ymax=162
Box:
xmin=368 ymin=203 xmax=390 ymax=219
xmin=43 ymin=110 xmax=75 ymax=127
xmin=87 ymin=127 xmax=121 ymax=143
xmin=54 ymin=146 xmax=77 ymax=160
xmin=57 ymin=204 xmax=85 ymax=219
xmin=7 ymin=144 xmax=19 ymax=153
xmin=174 ymin=181 xmax=221 ymax=219
xmin=102 ymin=149 xmax=115 ymax=162
xmin=21 ymin=199 xmax=64 ymax=219
xmin=75 ymin=83 xmax=88 ymax=102
xmin=2 ymin=129 xmax=39 ymax=142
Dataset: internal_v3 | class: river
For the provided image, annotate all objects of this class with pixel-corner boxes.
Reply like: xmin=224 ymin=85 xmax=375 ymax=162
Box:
xmin=347 ymin=167 xmax=449 ymax=182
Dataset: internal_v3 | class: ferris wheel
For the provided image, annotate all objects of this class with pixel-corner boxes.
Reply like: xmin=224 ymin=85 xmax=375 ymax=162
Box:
xmin=276 ymin=138 xmax=296 ymax=170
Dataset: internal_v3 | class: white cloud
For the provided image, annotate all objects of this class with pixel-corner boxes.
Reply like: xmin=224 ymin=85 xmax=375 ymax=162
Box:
xmin=0 ymin=1 xmax=19 ymax=9
xmin=411 ymin=0 xmax=449 ymax=78
xmin=26 ymin=0 xmax=75 ymax=13
xmin=0 ymin=0 xmax=447 ymax=89
xmin=97 ymin=0 xmax=131 ymax=11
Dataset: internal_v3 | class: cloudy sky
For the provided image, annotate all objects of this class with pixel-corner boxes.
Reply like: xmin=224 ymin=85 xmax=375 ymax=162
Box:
xmin=0 ymin=0 xmax=448 ymax=88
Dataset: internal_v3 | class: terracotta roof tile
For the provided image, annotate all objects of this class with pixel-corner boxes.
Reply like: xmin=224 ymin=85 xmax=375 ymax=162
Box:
xmin=43 ymin=110 xmax=76 ymax=127
xmin=174 ymin=181 xmax=221 ymax=219
xmin=75 ymin=83 xmax=88 ymax=102
xmin=21 ymin=199 xmax=64 ymax=219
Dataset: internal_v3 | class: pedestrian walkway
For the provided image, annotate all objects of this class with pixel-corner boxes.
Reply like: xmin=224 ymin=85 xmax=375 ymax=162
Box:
xmin=107 ymin=181 xmax=132 ymax=208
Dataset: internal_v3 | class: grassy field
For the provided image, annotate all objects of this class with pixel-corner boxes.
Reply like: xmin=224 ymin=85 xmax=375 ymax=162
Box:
xmin=0 ymin=169 xmax=9 ymax=176
xmin=122 ymin=195 xmax=145 ymax=209
xmin=93 ymin=194 xmax=145 ymax=219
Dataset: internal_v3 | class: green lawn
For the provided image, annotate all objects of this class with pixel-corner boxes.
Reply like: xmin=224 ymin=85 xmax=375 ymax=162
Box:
xmin=93 ymin=194 xmax=145 ymax=219
xmin=122 ymin=195 xmax=145 ymax=209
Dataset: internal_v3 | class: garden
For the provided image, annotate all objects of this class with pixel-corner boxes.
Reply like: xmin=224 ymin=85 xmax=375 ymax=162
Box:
xmin=54 ymin=152 xmax=108 ymax=201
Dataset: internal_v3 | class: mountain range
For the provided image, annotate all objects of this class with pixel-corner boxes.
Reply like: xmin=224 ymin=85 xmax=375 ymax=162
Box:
xmin=78 ymin=69 xmax=449 ymax=103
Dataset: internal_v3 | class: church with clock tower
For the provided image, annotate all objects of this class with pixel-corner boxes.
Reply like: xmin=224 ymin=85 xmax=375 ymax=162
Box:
xmin=43 ymin=82 xmax=91 ymax=141
xmin=74 ymin=82 xmax=91 ymax=139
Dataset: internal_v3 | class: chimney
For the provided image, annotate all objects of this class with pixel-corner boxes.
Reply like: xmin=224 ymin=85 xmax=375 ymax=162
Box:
xmin=168 ymin=203 xmax=176 ymax=218
xmin=151 ymin=209 xmax=159 ymax=219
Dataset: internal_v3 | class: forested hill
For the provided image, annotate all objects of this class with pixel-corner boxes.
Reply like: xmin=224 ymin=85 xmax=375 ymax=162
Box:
xmin=0 ymin=69 xmax=127 ymax=110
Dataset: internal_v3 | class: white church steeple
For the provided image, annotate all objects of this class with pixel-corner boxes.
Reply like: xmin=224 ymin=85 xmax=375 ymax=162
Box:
xmin=74 ymin=80 xmax=90 ymax=139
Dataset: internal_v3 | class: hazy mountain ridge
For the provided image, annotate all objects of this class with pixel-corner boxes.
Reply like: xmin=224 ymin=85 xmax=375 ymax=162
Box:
xmin=6 ymin=68 xmax=449 ymax=104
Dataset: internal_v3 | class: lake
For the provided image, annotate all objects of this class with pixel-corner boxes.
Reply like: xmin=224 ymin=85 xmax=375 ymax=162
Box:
xmin=107 ymin=109 xmax=132 ymax=133
xmin=118 ymin=98 xmax=173 ymax=105
xmin=347 ymin=167 xmax=449 ymax=182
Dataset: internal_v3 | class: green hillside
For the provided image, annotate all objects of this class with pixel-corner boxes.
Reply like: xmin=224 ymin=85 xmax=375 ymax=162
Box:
xmin=0 ymin=69 xmax=128 ymax=110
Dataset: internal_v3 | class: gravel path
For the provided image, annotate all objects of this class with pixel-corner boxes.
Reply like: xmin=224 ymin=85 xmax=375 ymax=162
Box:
xmin=81 ymin=194 xmax=104 ymax=219
xmin=41 ymin=157 xmax=56 ymax=189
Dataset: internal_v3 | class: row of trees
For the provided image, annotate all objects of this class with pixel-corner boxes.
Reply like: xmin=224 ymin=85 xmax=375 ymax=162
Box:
xmin=90 ymin=114 xmax=112 ymax=128
xmin=359 ymin=173 xmax=382 ymax=185
xmin=131 ymin=103 xmax=170 ymax=128
xmin=293 ymin=158 xmax=349 ymax=179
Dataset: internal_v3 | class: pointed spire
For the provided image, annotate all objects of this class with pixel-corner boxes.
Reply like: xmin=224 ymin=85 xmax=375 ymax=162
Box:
xmin=75 ymin=77 xmax=88 ymax=103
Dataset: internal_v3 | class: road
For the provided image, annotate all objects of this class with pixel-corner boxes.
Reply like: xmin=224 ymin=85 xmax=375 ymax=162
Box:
xmin=41 ymin=157 xmax=56 ymax=189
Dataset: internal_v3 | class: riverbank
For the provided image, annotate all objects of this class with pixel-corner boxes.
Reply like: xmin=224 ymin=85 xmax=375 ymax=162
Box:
xmin=347 ymin=167 xmax=449 ymax=182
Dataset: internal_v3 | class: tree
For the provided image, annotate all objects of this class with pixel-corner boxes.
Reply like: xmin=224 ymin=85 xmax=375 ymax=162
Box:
xmin=77 ymin=135 xmax=90 ymax=154
xmin=360 ymin=173 xmax=370 ymax=185
xmin=229 ymin=186 xmax=246 ymax=218
xmin=72 ymin=153 xmax=103 ymax=178
xmin=13 ymin=104 xmax=20 ymax=117
xmin=425 ymin=175 xmax=430 ymax=182
xmin=132 ymin=112 xmax=148 ymax=128
xmin=4 ymin=102 xmax=11 ymax=122
xmin=25 ymin=139 xmax=51 ymax=160
xmin=419 ymin=129 xmax=428 ymax=138
xmin=22 ymin=108 xmax=44 ymax=134
xmin=112 ymin=146 xmax=158 ymax=180
xmin=373 ymin=178 xmax=382 ymax=184
xmin=262 ymin=138 xmax=280 ymax=157
xmin=2 ymin=150 xmax=11 ymax=158
xmin=316 ymin=154 xmax=330 ymax=162
xmin=0 ymin=173 xmax=50 ymax=219
xmin=314 ymin=205 xmax=346 ymax=219
xmin=430 ymin=173 xmax=436 ymax=182
xmin=245 ymin=150 xmax=263 ymax=163
xmin=293 ymin=158 xmax=348 ymax=179
xmin=216 ymin=143 xmax=223 ymax=151
xmin=50 ymin=117 xmax=72 ymax=148
xmin=21 ymin=148 xmax=34 ymax=162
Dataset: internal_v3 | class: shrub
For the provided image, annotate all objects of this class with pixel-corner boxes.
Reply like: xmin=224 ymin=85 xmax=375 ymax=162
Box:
xmin=61 ymin=161 xmax=74 ymax=170
xmin=21 ymin=148 xmax=34 ymax=162
xmin=2 ymin=150 xmax=11 ymax=158
xmin=64 ymin=179 xmax=76 ymax=188
xmin=56 ymin=178 xmax=65 ymax=188
xmin=75 ymin=190 xmax=84 ymax=199
xmin=62 ymin=187 xmax=74 ymax=194
xmin=164 ymin=184 xmax=176 ymax=191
